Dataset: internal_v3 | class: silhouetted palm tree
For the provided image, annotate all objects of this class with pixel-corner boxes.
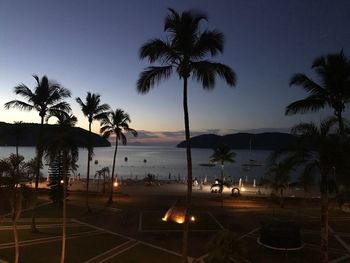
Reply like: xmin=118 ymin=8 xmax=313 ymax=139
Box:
xmin=44 ymin=111 xmax=78 ymax=263
xmin=4 ymin=74 xmax=71 ymax=232
xmin=0 ymin=154 xmax=30 ymax=263
xmin=137 ymin=8 xmax=236 ymax=261
xmin=272 ymin=118 xmax=343 ymax=263
xmin=266 ymin=160 xmax=294 ymax=208
xmin=210 ymin=146 xmax=235 ymax=208
xmin=95 ymin=166 xmax=110 ymax=193
xmin=286 ymin=50 xmax=350 ymax=135
xmin=76 ymin=92 xmax=109 ymax=212
xmin=99 ymin=109 xmax=137 ymax=204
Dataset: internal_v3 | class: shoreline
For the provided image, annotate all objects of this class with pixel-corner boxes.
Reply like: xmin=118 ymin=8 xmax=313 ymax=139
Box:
xmin=33 ymin=179 xmax=321 ymax=199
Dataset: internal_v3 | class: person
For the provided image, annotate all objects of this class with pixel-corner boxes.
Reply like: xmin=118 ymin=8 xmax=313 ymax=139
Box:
xmin=193 ymin=177 xmax=198 ymax=188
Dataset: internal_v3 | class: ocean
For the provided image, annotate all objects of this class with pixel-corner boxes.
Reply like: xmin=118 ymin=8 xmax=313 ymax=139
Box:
xmin=0 ymin=146 xmax=272 ymax=183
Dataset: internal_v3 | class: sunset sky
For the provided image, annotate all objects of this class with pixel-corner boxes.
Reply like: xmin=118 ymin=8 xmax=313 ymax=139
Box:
xmin=1 ymin=0 xmax=350 ymax=144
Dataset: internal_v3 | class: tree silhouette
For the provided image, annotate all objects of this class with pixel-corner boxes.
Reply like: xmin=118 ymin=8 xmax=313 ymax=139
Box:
xmin=210 ymin=146 xmax=235 ymax=208
xmin=286 ymin=50 xmax=350 ymax=135
xmin=44 ymin=111 xmax=78 ymax=263
xmin=137 ymin=8 xmax=236 ymax=261
xmin=4 ymin=74 xmax=71 ymax=232
xmin=76 ymin=92 xmax=109 ymax=212
xmin=99 ymin=109 xmax=137 ymax=205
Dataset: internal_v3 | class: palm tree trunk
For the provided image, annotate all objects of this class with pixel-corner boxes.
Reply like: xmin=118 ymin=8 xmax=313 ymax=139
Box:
xmin=86 ymin=122 xmax=92 ymax=213
xmin=31 ymin=116 xmax=44 ymax=232
xmin=280 ymin=188 xmax=284 ymax=208
xmin=12 ymin=188 xmax=21 ymax=263
xmin=108 ymin=141 xmax=118 ymax=204
xmin=61 ymin=151 xmax=67 ymax=263
xmin=182 ymin=77 xmax=192 ymax=263
xmin=320 ymin=171 xmax=329 ymax=263
xmin=221 ymin=163 xmax=224 ymax=208
xmin=13 ymin=220 xmax=19 ymax=263
xmin=336 ymin=111 xmax=344 ymax=136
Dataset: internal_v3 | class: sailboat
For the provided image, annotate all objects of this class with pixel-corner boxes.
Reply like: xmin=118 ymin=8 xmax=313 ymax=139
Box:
xmin=241 ymin=137 xmax=263 ymax=167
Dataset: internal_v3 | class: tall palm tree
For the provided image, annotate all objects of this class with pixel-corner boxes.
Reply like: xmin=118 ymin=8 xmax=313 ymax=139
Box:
xmin=99 ymin=109 xmax=137 ymax=204
xmin=286 ymin=50 xmax=350 ymax=135
xmin=137 ymin=9 xmax=236 ymax=261
xmin=76 ymin=92 xmax=109 ymax=212
xmin=0 ymin=154 xmax=30 ymax=263
xmin=210 ymin=146 xmax=235 ymax=207
xmin=272 ymin=118 xmax=343 ymax=263
xmin=44 ymin=111 xmax=78 ymax=263
xmin=4 ymin=74 xmax=71 ymax=232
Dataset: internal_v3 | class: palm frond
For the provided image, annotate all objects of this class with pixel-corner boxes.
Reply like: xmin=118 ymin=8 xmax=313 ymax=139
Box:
xmin=120 ymin=133 xmax=127 ymax=145
xmin=192 ymin=30 xmax=224 ymax=58
xmin=125 ymin=128 xmax=138 ymax=137
xmin=101 ymin=130 xmax=113 ymax=139
xmin=136 ymin=66 xmax=173 ymax=94
xmin=285 ymin=96 xmax=326 ymax=115
xmin=100 ymin=124 xmax=113 ymax=134
xmin=75 ymin=97 xmax=86 ymax=108
xmin=191 ymin=61 xmax=236 ymax=89
xmin=289 ymin=73 xmax=326 ymax=95
xmin=320 ymin=117 xmax=338 ymax=136
xmin=139 ymin=38 xmax=178 ymax=64
xmin=291 ymin=122 xmax=318 ymax=137
xmin=13 ymin=84 xmax=34 ymax=100
xmin=4 ymin=100 xmax=34 ymax=111
xmin=50 ymin=101 xmax=71 ymax=113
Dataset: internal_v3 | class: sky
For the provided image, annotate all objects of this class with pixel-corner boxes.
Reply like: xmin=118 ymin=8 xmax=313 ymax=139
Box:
xmin=1 ymin=0 xmax=350 ymax=145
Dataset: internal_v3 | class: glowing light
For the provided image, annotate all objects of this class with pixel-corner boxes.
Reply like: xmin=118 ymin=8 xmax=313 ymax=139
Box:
xmin=162 ymin=217 xmax=168 ymax=222
xmin=113 ymin=181 xmax=118 ymax=187
xmin=190 ymin=216 xmax=195 ymax=222
xmin=60 ymin=180 xmax=64 ymax=184
xmin=241 ymin=187 xmax=246 ymax=192
xmin=175 ymin=218 xmax=185 ymax=224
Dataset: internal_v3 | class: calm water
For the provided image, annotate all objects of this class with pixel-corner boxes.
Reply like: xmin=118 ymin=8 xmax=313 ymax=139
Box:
xmin=0 ymin=146 xmax=272 ymax=182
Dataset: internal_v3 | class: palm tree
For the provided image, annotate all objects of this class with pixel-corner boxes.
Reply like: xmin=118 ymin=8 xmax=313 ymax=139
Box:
xmin=4 ymin=75 xmax=71 ymax=232
xmin=266 ymin=160 xmax=294 ymax=208
xmin=95 ymin=166 xmax=110 ymax=193
xmin=286 ymin=50 xmax=350 ymax=135
xmin=44 ymin=111 xmax=78 ymax=263
xmin=99 ymin=109 xmax=137 ymax=204
xmin=76 ymin=92 xmax=110 ymax=212
xmin=137 ymin=9 xmax=236 ymax=261
xmin=272 ymin=118 xmax=343 ymax=263
xmin=0 ymin=154 xmax=30 ymax=263
xmin=210 ymin=146 xmax=236 ymax=208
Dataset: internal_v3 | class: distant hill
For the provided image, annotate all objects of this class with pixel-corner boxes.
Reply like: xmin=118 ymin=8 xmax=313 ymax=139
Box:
xmin=0 ymin=122 xmax=110 ymax=147
xmin=176 ymin=132 xmax=296 ymax=150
